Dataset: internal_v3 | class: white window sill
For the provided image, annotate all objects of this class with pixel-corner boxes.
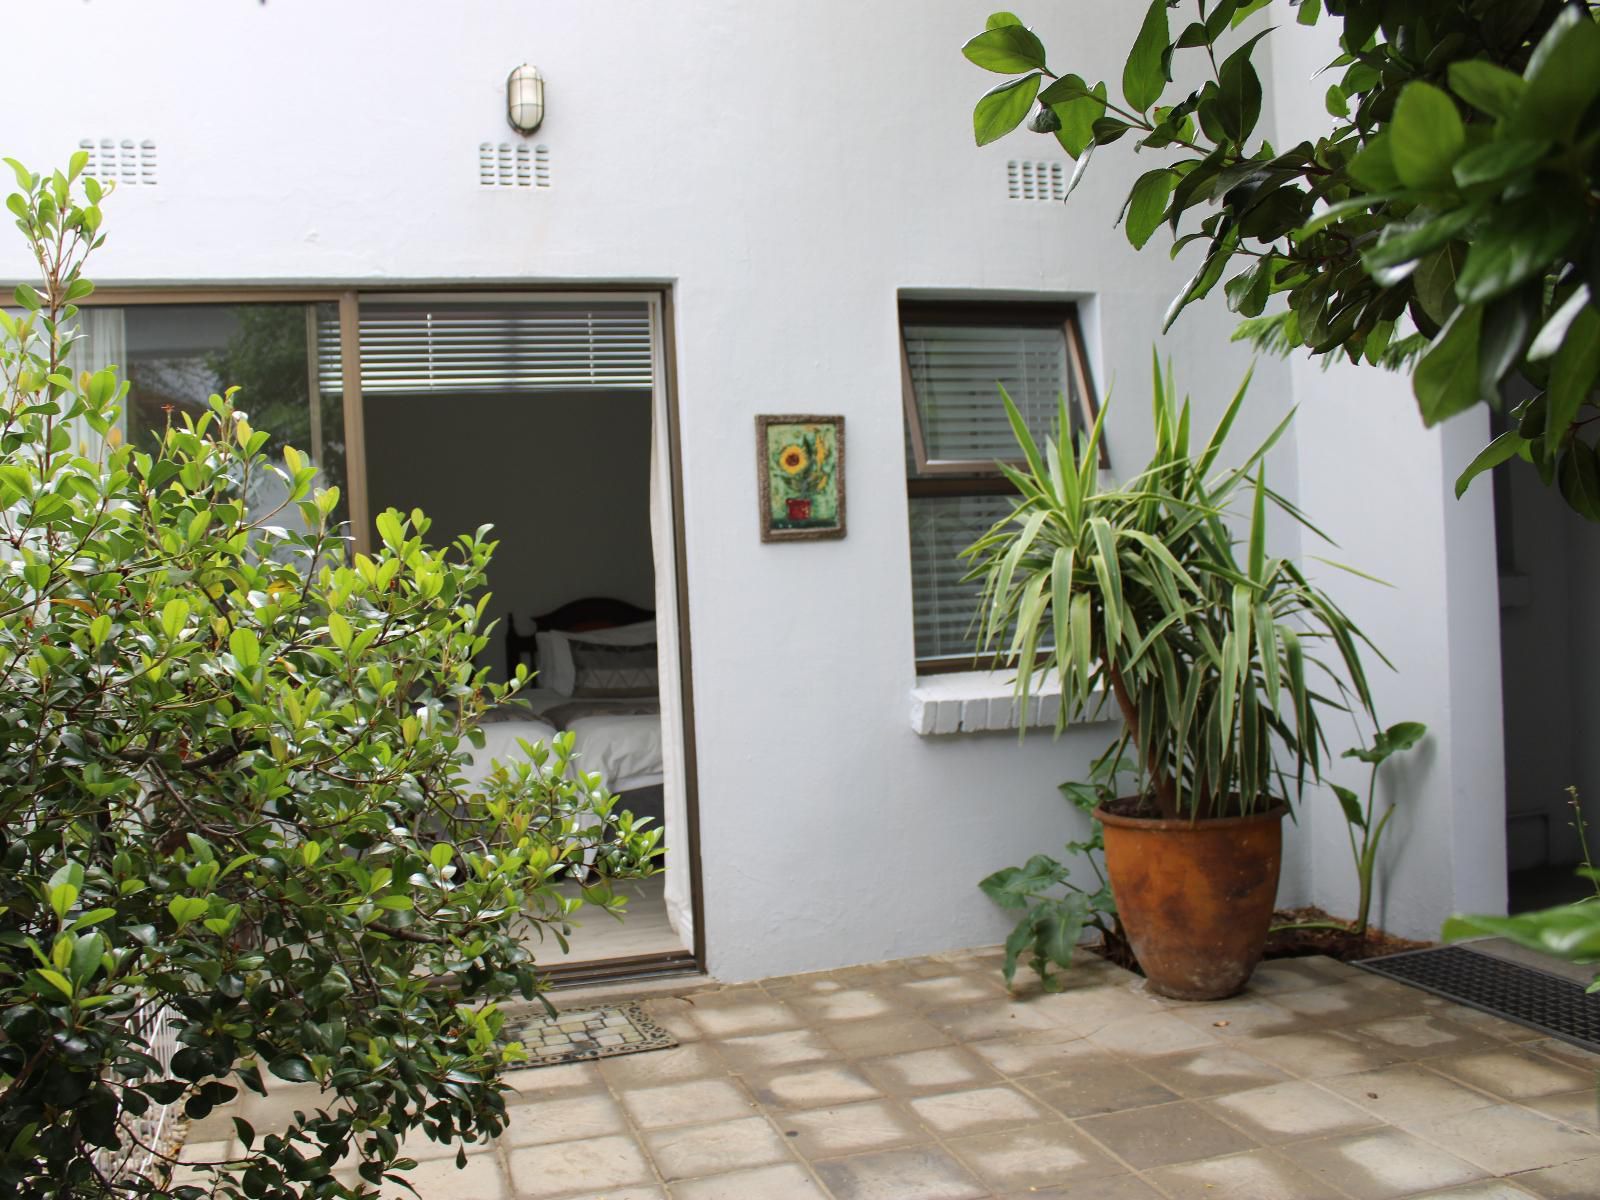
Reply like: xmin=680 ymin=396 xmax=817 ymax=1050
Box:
xmin=910 ymin=670 xmax=1112 ymax=736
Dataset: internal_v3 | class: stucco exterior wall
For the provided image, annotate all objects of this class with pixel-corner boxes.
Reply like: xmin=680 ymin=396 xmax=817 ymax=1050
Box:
xmin=1 ymin=0 xmax=1501 ymax=976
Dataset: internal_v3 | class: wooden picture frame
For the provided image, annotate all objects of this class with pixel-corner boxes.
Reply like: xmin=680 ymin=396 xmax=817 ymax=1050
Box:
xmin=756 ymin=414 xmax=846 ymax=542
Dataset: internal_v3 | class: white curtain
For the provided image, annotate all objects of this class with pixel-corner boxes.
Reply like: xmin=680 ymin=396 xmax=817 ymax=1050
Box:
xmin=74 ymin=307 xmax=127 ymax=457
xmin=649 ymin=322 xmax=694 ymax=953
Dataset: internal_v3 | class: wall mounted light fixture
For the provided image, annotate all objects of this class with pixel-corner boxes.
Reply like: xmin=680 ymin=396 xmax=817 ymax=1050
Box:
xmin=506 ymin=64 xmax=545 ymax=136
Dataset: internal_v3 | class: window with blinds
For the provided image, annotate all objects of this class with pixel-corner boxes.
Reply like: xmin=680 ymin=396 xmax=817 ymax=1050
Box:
xmin=317 ymin=301 xmax=653 ymax=395
xmin=900 ymin=301 xmax=1099 ymax=671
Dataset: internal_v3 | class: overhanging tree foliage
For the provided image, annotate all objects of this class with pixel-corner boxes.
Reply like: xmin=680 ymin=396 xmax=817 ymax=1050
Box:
xmin=963 ymin=1 xmax=1600 ymax=517
xmin=0 ymin=156 xmax=659 ymax=1198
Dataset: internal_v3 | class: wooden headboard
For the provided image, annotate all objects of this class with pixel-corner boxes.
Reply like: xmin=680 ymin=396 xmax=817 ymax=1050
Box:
xmin=505 ymin=596 xmax=656 ymax=680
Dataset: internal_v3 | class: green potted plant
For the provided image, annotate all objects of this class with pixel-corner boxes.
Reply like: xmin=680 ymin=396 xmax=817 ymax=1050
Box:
xmin=964 ymin=358 xmax=1380 ymax=999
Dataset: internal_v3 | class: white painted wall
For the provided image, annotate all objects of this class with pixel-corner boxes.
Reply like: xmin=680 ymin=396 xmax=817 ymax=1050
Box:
xmin=2 ymin=0 xmax=1504 ymax=977
xmin=1267 ymin=20 xmax=1508 ymax=938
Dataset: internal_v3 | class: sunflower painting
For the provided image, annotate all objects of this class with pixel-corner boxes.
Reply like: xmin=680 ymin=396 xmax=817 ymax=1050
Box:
xmin=756 ymin=414 xmax=845 ymax=541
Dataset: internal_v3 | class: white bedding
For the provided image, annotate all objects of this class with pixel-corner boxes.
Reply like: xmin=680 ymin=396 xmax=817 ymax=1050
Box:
xmin=459 ymin=717 xmax=561 ymax=789
xmin=565 ymin=712 xmax=663 ymax=794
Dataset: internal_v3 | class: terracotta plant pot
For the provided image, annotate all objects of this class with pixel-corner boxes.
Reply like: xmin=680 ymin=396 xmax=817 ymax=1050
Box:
xmin=1094 ymin=802 xmax=1287 ymax=1001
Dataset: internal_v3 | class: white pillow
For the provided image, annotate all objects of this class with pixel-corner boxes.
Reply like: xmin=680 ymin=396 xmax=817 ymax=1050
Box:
xmin=535 ymin=631 xmax=575 ymax=695
xmin=536 ymin=622 xmax=655 ymax=695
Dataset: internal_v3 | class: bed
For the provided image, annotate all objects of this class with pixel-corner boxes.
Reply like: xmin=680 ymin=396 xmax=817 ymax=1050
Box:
xmin=503 ymin=598 xmax=666 ymax=832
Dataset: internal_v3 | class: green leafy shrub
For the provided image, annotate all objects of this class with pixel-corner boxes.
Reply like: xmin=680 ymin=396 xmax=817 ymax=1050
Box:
xmin=980 ymin=744 xmax=1132 ymax=989
xmin=961 ymin=2 xmax=1600 ymax=518
xmin=0 ymin=157 xmax=658 ymax=1198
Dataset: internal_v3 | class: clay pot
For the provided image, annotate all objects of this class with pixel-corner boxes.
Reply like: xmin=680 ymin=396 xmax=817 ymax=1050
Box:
xmin=1094 ymin=802 xmax=1287 ymax=1001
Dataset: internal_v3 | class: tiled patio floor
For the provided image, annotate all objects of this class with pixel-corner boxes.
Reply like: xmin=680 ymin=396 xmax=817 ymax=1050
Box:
xmin=178 ymin=948 xmax=1600 ymax=1199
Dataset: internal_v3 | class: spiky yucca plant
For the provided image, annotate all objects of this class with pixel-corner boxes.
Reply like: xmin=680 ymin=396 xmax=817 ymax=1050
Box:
xmin=963 ymin=357 xmax=1381 ymax=820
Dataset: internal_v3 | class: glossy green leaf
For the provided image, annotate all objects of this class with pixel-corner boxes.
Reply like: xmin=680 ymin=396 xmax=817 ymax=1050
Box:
xmin=1546 ymin=306 xmax=1600 ymax=455
xmin=1455 ymin=430 xmax=1527 ymax=498
xmin=1389 ymin=83 xmax=1465 ymax=189
xmin=1447 ymin=59 xmax=1526 ymax=120
xmin=962 ymin=23 xmax=1048 ymax=73
xmin=974 ymin=73 xmax=1042 ymax=146
xmin=1124 ymin=169 xmax=1178 ymax=250
xmin=1413 ymin=303 xmax=1483 ymax=427
xmin=1122 ymin=0 xmax=1171 ymax=112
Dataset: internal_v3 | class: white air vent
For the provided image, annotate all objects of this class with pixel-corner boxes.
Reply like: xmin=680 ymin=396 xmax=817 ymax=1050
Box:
xmin=79 ymin=139 xmax=158 ymax=186
xmin=1007 ymin=160 xmax=1065 ymax=202
xmin=479 ymin=142 xmax=550 ymax=188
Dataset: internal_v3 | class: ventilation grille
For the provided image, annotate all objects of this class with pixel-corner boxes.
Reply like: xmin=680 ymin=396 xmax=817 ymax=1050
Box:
xmin=479 ymin=142 xmax=550 ymax=188
xmin=316 ymin=301 xmax=653 ymax=395
xmin=79 ymin=139 xmax=158 ymax=186
xmin=1007 ymin=160 xmax=1065 ymax=202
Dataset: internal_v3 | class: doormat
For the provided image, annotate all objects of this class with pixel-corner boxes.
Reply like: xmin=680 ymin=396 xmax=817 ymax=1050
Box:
xmin=500 ymin=1001 xmax=677 ymax=1068
xmin=1356 ymin=944 xmax=1600 ymax=1054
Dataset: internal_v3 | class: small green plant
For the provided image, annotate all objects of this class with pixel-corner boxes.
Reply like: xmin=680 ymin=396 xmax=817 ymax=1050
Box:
xmin=979 ymin=746 xmax=1132 ymax=990
xmin=1331 ymin=721 xmax=1427 ymax=937
xmin=1445 ymin=789 xmax=1600 ymax=993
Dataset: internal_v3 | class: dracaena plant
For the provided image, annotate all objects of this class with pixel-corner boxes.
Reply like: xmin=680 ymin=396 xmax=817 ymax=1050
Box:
xmin=0 ymin=156 xmax=659 ymax=1199
xmin=962 ymin=357 xmax=1380 ymax=820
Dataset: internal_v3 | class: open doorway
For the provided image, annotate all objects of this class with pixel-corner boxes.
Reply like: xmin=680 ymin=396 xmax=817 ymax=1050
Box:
xmin=351 ymin=294 xmax=699 ymax=978
xmin=1496 ymin=450 xmax=1600 ymax=913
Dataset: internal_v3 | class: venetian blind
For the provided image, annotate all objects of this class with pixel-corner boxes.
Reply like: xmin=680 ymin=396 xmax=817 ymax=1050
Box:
xmin=902 ymin=322 xmax=1080 ymax=470
xmin=317 ymin=301 xmax=653 ymax=395
xmin=908 ymin=493 xmax=1017 ymax=663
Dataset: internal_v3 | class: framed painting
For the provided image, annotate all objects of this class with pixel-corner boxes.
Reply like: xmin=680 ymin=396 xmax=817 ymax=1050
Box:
xmin=756 ymin=414 xmax=846 ymax=542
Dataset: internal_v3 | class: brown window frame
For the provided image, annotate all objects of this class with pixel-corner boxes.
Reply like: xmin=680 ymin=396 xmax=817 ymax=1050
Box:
xmin=900 ymin=298 xmax=1103 ymax=674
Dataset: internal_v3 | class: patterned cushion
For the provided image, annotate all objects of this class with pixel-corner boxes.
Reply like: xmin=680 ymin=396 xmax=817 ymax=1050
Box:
xmin=570 ymin=639 xmax=658 ymax=698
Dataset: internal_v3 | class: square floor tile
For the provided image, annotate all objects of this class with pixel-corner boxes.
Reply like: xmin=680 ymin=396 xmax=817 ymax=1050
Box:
xmin=1288 ymin=1128 xmax=1486 ymax=1199
xmin=746 ymin=1063 xmax=880 ymax=1110
xmin=894 ymin=974 xmax=1005 ymax=1008
xmin=1525 ymin=1038 xmax=1600 ymax=1073
xmin=621 ymin=1078 xmax=755 ymax=1130
xmin=1527 ymin=1089 xmax=1600 ymax=1133
xmin=599 ymin=1042 xmax=728 ymax=1089
xmin=945 ymin=1121 xmax=1122 ymax=1191
xmin=1511 ymin=1155 xmax=1600 ymax=1198
xmin=1347 ymin=1015 xmax=1502 ymax=1061
xmin=688 ymin=998 xmax=802 ymax=1038
xmin=1241 ymin=1030 xmax=1406 ymax=1077
xmin=1022 ymin=1059 xmax=1178 ymax=1117
xmin=1244 ymin=958 xmax=1352 ymax=995
xmin=1413 ymin=1183 xmax=1544 ymax=1199
xmin=1430 ymin=1049 xmax=1596 ymax=1100
xmin=789 ymin=988 xmax=895 ymax=1023
xmin=907 ymin=1085 xmax=1049 ymax=1137
xmin=385 ymin=1151 xmax=508 ymax=1200
xmin=1207 ymin=1079 xmax=1380 ymax=1144
xmin=773 ymin=1099 xmax=929 ymax=1160
xmin=503 ymin=1092 xmax=626 ymax=1147
xmin=502 ymin=1060 xmax=607 ymax=1103
xmin=813 ymin=1145 xmax=987 ymax=1200
xmin=1137 ymin=1045 xmax=1292 ymax=1098
xmin=550 ymin=1191 xmax=664 ymax=1200
xmin=1264 ymin=983 xmax=1415 ymax=1026
xmin=823 ymin=1015 xmax=953 ymax=1058
xmin=644 ymin=1115 xmax=790 ymax=1181
xmin=1150 ymin=1146 xmax=1347 ymax=1199
xmin=668 ymin=1162 xmax=824 ymax=1199
xmin=1086 ymin=1011 xmax=1222 ymax=1057
xmin=1402 ymin=1103 xmax=1600 ymax=1175
xmin=714 ymin=1029 xmax=836 ymax=1073
xmin=645 ymin=998 xmax=705 ymax=1044
xmin=1169 ymin=996 xmax=1313 ymax=1039
xmin=1320 ymin=1064 xmax=1498 ymax=1122
xmin=1078 ymin=1099 xmax=1258 ymax=1168
xmin=924 ymin=1000 xmax=1062 ymax=1041
xmin=507 ymin=1133 xmax=654 ymax=1199
xmin=857 ymin=1046 xmax=999 ymax=1096
xmin=966 ymin=1030 xmax=1100 ymax=1078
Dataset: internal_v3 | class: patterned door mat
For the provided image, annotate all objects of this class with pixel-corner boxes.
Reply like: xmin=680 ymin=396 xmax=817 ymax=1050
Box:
xmin=501 ymin=1001 xmax=678 ymax=1068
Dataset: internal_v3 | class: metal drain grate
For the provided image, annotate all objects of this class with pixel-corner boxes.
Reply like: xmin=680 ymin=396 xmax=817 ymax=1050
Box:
xmin=1357 ymin=944 xmax=1600 ymax=1053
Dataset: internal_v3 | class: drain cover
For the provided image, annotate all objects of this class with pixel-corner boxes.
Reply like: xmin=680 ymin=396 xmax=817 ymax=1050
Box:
xmin=1357 ymin=944 xmax=1600 ymax=1054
